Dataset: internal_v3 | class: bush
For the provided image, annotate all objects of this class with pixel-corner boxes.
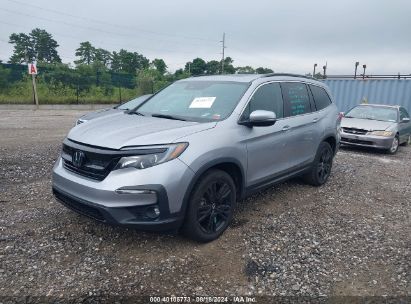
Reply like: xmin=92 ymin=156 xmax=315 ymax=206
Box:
xmin=0 ymin=78 xmax=140 ymax=104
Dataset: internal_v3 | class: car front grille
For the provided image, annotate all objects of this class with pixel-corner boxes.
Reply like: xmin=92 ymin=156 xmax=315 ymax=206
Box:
xmin=53 ymin=188 xmax=105 ymax=222
xmin=341 ymin=137 xmax=374 ymax=145
xmin=61 ymin=140 xmax=121 ymax=181
xmin=342 ymin=127 xmax=368 ymax=135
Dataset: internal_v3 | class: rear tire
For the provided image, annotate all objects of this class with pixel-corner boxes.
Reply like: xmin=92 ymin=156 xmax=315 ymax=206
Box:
xmin=182 ymin=169 xmax=236 ymax=242
xmin=303 ymin=142 xmax=334 ymax=186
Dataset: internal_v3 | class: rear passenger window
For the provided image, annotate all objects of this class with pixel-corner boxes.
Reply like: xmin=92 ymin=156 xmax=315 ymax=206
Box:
xmin=281 ymin=82 xmax=312 ymax=117
xmin=309 ymin=85 xmax=332 ymax=111
xmin=245 ymin=83 xmax=283 ymax=118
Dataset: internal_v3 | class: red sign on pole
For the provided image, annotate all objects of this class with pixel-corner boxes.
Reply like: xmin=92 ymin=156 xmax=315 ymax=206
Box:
xmin=28 ymin=63 xmax=38 ymax=75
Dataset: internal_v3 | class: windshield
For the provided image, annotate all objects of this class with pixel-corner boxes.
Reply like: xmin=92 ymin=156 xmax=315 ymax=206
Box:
xmin=118 ymin=94 xmax=151 ymax=110
xmin=345 ymin=105 xmax=398 ymax=122
xmin=135 ymin=81 xmax=249 ymax=122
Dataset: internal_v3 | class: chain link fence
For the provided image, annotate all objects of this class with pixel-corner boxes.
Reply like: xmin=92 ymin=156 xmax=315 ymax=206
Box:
xmin=0 ymin=63 xmax=169 ymax=104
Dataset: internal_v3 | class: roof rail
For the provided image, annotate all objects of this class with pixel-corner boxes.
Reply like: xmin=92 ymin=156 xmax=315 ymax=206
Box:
xmin=260 ymin=73 xmax=317 ymax=80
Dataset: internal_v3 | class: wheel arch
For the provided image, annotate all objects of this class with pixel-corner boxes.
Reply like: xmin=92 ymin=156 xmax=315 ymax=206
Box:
xmin=322 ymin=134 xmax=337 ymax=154
xmin=180 ymin=158 xmax=246 ymax=221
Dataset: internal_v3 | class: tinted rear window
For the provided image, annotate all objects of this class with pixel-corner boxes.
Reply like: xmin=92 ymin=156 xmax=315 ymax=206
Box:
xmin=281 ymin=82 xmax=312 ymax=117
xmin=309 ymin=85 xmax=332 ymax=111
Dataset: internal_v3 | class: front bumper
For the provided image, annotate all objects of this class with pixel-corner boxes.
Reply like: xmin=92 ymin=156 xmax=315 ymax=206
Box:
xmin=52 ymin=156 xmax=194 ymax=231
xmin=52 ymin=186 xmax=182 ymax=231
xmin=340 ymin=132 xmax=394 ymax=149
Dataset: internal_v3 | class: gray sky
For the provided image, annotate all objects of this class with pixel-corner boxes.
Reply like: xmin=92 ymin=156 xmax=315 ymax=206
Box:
xmin=1 ymin=0 xmax=410 ymax=74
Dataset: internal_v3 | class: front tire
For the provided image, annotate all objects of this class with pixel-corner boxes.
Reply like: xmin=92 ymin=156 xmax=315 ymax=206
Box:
xmin=303 ymin=142 xmax=334 ymax=186
xmin=182 ymin=169 xmax=236 ymax=242
xmin=386 ymin=135 xmax=399 ymax=154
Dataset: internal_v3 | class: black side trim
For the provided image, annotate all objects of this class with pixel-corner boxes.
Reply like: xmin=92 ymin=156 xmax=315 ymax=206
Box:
xmin=245 ymin=161 xmax=312 ymax=196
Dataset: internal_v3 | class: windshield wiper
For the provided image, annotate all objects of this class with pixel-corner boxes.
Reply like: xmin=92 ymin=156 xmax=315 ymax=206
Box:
xmin=151 ymin=114 xmax=187 ymax=121
xmin=128 ymin=111 xmax=144 ymax=116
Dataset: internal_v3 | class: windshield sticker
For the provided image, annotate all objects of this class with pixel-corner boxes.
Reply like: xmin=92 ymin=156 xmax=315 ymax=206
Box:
xmin=189 ymin=97 xmax=216 ymax=108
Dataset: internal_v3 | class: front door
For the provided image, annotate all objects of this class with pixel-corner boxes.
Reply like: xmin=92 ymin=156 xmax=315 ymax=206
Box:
xmin=241 ymin=82 xmax=291 ymax=187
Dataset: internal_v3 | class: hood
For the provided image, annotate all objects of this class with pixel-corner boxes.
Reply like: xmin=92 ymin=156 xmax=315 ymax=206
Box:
xmin=80 ymin=107 xmax=121 ymax=121
xmin=341 ymin=117 xmax=395 ymax=131
xmin=68 ymin=112 xmax=217 ymax=149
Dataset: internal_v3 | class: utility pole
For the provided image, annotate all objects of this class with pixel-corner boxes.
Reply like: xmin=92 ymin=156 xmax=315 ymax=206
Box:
xmin=220 ymin=32 xmax=226 ymax=74
xmin=313 ymin=63 xmax=317 ymax=78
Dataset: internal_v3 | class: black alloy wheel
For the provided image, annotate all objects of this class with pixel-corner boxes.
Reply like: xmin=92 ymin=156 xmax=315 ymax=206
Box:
xmin=183 ymin=169 xmax=236 ymax=242
xmin=197 ymin=181 xmax=232 ymax=234
xmin=317 ymin=146 xmax=333 ymax=184
xmin=304 ymin=141 xmax=334 ymax=186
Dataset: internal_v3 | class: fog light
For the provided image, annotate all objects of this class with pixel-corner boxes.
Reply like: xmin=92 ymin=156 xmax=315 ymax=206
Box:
xmin=145 ymin=206 xmax=160 ymax=219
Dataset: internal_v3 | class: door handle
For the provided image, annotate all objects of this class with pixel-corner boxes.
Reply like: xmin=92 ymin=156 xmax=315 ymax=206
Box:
xmin=282 ymin=125 xmax=291 ymax=131
xmin=312 ymin=117 xmax=319 ymax=123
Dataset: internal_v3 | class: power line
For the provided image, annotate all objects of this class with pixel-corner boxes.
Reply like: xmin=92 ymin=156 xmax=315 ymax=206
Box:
xmin=0 ymin=8 xmax=218 ymax=55
xmin=0 ymin=20 xmax=203 ymax=56
xmin=4 ymin=0 xmax=218 ymax=43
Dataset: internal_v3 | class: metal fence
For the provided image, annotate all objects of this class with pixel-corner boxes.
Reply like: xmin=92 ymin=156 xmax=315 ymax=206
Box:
xmin=323 ymin=79 xmax=411 ymax=112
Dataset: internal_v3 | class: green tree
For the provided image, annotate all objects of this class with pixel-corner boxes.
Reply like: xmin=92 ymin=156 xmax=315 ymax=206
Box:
xmin=185 ymin=58 xmax=206 ymax=75
xmin=75 ymin=41 xmax=96 ymax=65
xmin=75 ymin=64 xmax=97 ymax=88
xmin=111 ymin=49 xmax=149 ymax=74
xmin=94 ymin=48 xmax=112 ymax=68
xmin=222 ymin=57 xmax=235 ymax=74
xmin=42 ymin=63 xmax=77 ymax=87
xmin=8 ymin=33 xmax=32 ymax=64
xmin=206 ymin=60 xmax=220 ymax=75
xmin=0 ymin=65 xmax=11 ymax=88
xmin=255 ymin=67 xmax=274 ymax=74
xmin=235 ymin=66 xmax=255 ymax=74
xmin=151 ymin=58 xmax=167 ymax=75
xmin=9 ymin=28 xmax=61 ymax=64
xmin=174 ymin=68 xmax=190 ymax=80
xmin=137 ymin=68 xmax=163 ymax=94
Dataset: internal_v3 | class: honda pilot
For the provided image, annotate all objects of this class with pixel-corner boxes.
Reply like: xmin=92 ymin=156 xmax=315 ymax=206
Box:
xmin=52 ymin=74 xmax=340 ymax=242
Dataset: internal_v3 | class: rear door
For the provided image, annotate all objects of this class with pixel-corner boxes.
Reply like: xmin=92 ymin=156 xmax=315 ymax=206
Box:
xmin=280 ymin=82 xmax=321 ymax=169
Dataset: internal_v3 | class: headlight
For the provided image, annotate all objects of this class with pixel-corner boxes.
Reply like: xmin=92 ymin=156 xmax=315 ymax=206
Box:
xmin=368 ymin=130 xmax=393 ymax=137
xmin=114 ymin=143 xmax=188 ymax=170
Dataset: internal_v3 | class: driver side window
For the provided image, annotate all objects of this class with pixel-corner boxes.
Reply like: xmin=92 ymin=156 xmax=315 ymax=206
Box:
xmin=244 ymin=83 xmax=284 ymax=119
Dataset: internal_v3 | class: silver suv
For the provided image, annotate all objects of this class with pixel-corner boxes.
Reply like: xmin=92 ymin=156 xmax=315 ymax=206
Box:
xmin=52 ymin=74 xmax=340 ymax=242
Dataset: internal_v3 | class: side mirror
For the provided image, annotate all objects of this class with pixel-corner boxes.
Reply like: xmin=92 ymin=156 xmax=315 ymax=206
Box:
xmin=401 ymin=117 xmax=410 ymax=123
xmin=239 ymin=110 xmax=276 ymax=127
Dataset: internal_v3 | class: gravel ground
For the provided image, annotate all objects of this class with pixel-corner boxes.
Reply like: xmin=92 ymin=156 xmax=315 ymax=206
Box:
xmin=0 ymin=110 xmax=410 ymax=300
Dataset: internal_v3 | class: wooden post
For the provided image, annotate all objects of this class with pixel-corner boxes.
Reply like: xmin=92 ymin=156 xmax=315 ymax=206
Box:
xmin=32 ymin=74 xmax=39 ymax=108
